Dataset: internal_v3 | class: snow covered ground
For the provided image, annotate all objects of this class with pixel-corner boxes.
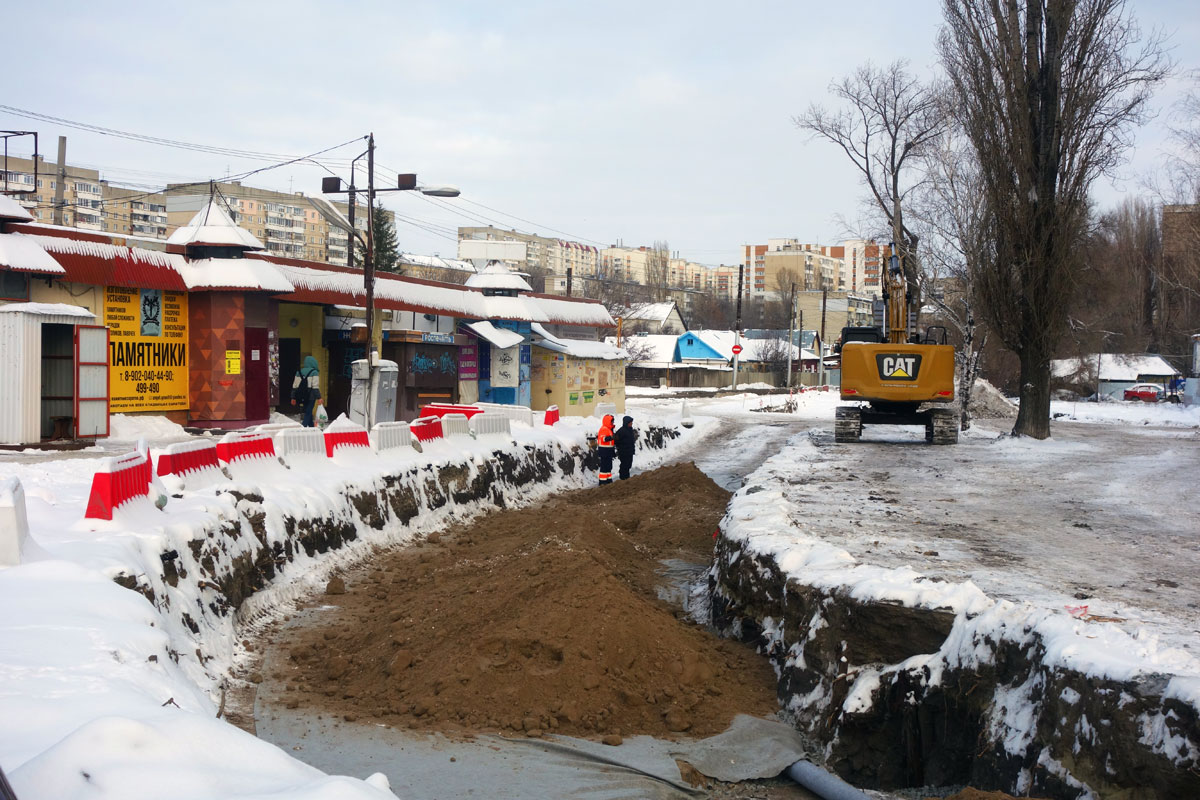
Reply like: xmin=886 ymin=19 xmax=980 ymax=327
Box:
xmin=1 ymin=391 xmax=1197 ymax=798
xmin=0 ymin=409 xmax=707 ymax=800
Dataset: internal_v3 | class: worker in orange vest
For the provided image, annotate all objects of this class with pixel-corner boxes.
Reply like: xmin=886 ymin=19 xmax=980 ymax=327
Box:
xmin=597 ymin=413 xmax=615 ymax=485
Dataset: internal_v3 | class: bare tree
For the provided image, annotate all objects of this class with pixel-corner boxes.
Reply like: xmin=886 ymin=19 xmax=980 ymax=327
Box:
xmin=795 ymin=61 xmax=946 ymax=299
xmin=644 ymin=241 xmax=671 ymax=301
xmin=911 ymin=131 xmax=993 ymax=430
xmin=939 ymin=0 xmax=1168 ymax=438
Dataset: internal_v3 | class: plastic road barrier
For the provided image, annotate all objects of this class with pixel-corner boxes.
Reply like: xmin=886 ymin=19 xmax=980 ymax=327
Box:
xmin=543 ymin=405 xmax=560 ymax=426
xmin=409 ymin=416 xmax=443 ymax=442
xmin=84 ymin=450 xmax=153 ymax=520
xmin=156 ymin=440 xmax=222 ymax=478
xmin=215 ymin=431 xmax=276 ymax=464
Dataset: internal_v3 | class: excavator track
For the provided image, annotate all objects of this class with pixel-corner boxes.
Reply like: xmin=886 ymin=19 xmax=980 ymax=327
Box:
xmin=834 ymin=406 xmax=862 ymax=443
xmin=927 ymin=407 xmax=959 ymax=445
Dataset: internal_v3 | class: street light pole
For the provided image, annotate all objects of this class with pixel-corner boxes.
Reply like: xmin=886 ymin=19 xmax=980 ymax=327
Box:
xmin=312 ymin=137 xmax=460 ymax=429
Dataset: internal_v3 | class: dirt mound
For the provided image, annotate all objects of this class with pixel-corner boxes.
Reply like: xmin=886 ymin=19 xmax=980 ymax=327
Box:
xmin=969 ymin=378 xmax=1017 ymax=419
xmin=274 ymin=462 xmax=779 ymax=740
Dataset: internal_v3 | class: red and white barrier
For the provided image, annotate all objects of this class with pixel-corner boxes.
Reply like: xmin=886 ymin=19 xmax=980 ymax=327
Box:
xmin=543 ymin=405 xmax=560 ymax=426
xmin=157 ymin=440 xmax=222 ymax=479
xmin=409 ymin=416 xmax=443 ymax=443
xmin=84 ymin=450 xmax=153 ymax=520
xmin=325 ymin=427 xmax=371 ymax=457
xmin=275 ymin=428 xmax=326 ymax=459
xmin=215 ymin=431 xmax=276 ymax=464
xmin=418 ymin=403 xmax=483 ymax=420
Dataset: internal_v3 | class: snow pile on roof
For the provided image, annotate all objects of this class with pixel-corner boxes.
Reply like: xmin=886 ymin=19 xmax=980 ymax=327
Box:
xmin=0 ymin=234 xmax=65 ymax=274
xmin=19 ymin=232 xmax=179 ymax=268
xmin=530 ymin=295 xmax=615 ymax=327
xmin=465 ymin=261 xmax=533 ymax=292
xmin=531 ymin=323 xmax=623 ymax=360
xmin=1052 ymin=353 xmax=1181 ymax=382
xmin=166 ymin=201 xmax=264 ymax=250
xmin=175 ymin=258 xmax=293 ymax=293
xmin=483 ymin=293 xmax=548 ymax=323
xmin=694 ymin=330 xmax=738 ymax=359
xmin=464 ymin=320 xmax=524 ymax=349
xmin=0 ymin=195 xmax=34 ymax=223
xmin=0 ymin=302 xmax=94 ymax=318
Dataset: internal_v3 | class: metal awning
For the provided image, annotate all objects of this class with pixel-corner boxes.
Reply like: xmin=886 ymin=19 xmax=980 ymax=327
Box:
xmin=463 ymin=320 xmax=524 ymax=349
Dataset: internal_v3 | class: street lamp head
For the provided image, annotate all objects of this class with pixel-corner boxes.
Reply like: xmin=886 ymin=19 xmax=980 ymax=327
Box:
xmin=419 ymin=184 xmax=460 ymax=198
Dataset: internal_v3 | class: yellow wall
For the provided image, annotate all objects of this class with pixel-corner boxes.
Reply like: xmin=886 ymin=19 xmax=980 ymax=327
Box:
xmin=278 ymin=303 xmax=329 ymax=395
xmin=29 ymin=281 xmax=103 ymax=317
xmin=531 ymin=350 xmax=625 ymax=416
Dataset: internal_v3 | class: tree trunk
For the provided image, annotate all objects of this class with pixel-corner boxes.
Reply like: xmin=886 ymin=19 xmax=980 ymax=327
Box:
xmin=1013 ymin=346 xmax=1052 ymax=439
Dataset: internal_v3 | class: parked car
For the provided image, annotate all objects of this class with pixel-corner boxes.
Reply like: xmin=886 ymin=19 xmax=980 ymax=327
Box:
xmin=1123 ymin=383 xmax=1165 ymax=402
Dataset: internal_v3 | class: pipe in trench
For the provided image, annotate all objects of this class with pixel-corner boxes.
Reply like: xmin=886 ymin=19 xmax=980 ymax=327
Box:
xmin=786 ymin=760 xmax=872 ymax=800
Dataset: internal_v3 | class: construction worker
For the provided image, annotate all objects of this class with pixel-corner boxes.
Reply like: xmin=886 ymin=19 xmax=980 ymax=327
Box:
xmin=597 ymin=414 xmax=615 ymax=485
xmin=614 ymin=415 xmax=637 ymax=480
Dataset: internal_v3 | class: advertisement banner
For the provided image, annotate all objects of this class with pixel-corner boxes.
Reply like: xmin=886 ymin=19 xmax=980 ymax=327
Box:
xmin=491 ymin=345 xmax=519 ymax=388
xmin=458 ymin=344 xmax=479 ymax=380
xmin=105 ymin=287 xmax=189 ymax=412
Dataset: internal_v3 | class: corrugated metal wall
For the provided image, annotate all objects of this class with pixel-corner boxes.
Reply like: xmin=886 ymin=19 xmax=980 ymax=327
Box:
xmin=0 ymin=313 xmax=39 ymax=445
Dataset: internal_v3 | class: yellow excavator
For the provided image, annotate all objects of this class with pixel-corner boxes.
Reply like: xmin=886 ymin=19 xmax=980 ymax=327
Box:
xmin=834 ymin=252 xmax=958 ymax=444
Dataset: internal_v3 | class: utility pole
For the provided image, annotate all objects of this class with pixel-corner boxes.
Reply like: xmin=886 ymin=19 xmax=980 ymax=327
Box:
xmin=819 ymin=288 xmax=829 ymax=387
xmin=785 ymin=282 xmax=796 ymax=389
xmin=52 ymin=136 xmax=66 ymax=226
xmin=733 ymin=264 xmax=744 ymax=390
xmin=365 ymin=132 xmax=376 ymax=364
xmin=346 ymin=182 xmax=356 ymax=270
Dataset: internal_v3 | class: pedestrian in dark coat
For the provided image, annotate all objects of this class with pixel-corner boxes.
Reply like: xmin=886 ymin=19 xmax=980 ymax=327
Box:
xmin=291 ymin=355 xmax=322 ymax=427
xmin=614 ymin=415 xmax=637 ymax=480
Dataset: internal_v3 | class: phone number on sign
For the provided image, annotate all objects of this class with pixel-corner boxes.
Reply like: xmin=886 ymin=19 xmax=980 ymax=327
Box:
xmin=120 ymin=369 xmax=174 ymax=382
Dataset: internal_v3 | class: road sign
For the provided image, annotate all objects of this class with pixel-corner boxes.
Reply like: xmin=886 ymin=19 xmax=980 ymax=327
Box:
xmin=732 ymin=344 xmax=743 ymax=355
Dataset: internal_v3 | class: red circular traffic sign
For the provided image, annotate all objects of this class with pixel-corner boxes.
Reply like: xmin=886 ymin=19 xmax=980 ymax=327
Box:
xmin=731 ymin=344 xmax=743 ymax=354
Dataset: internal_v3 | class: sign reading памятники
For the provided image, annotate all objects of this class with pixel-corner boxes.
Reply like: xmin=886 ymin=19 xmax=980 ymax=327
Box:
xmin=104 ymin=287 xmax=189 ymax=412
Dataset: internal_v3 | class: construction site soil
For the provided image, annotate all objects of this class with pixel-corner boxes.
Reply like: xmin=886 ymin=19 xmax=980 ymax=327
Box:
xmin=263 ymin=462 xmax=782 ymax=742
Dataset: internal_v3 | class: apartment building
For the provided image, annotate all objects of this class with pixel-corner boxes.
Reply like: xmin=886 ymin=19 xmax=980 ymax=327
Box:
xmin=457 ymin=225 xmax=598 ymax=279
xmin=1 ymin=154 xmax=104 ymax=231
xmin=841 ymin=238 xmax=889 ymax=297
xmin=164 ymin=181 xmax=360 ymax=266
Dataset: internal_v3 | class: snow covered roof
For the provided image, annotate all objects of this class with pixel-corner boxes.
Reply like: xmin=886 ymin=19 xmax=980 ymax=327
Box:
xmin=603 ymin=334 xmax=678 ymax=367
xmin=0 ymin=302 xmax=95 ymax=318
xmin=400 ymin=252 xmax=474 ymax=272
xmin=693 ymin=330 xmax=739 ymax=360
xmin=1051 ymin=354 xmax=1181 ymax=382
xmin=166 ymin=201 xmax=264 ymax=250
xmin=465 ymin=261 xmax=533 ymax=292
xmin=0 ymin=195 xmax=34 ymax=223
xmin=0 ymin=233 xmax=65 ymax=274
xmin=531 ymin=323 xmax=623 ymax=360
xmin=617 ymin=301 xmax=676 ymax=323
xmin=175 ymin=258 xmax=294 ymax=293
xmin=464 ymin=320 xmax=524 ymax=349
xmin=529 ymin=294 xmax=616 ymax=327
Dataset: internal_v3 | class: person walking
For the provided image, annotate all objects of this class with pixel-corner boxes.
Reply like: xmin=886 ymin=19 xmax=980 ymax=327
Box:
xmin=291 ymin=355 xmax=322 ymax=427
xmin=614 ymin=415 xmax=637 ymax=480
xmin=596 ymin=413 xmax=615 ymax=485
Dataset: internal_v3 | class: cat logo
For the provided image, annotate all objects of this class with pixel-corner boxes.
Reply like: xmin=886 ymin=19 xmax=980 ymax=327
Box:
xmin=875 ymin=353 xmax=921 ymax=381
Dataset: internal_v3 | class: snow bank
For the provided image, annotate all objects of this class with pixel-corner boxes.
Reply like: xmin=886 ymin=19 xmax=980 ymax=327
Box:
xmin=0 ymin=409 xmax=698 ymax=799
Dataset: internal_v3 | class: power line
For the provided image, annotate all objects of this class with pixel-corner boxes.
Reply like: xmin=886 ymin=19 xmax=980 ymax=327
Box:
xmin=0 ymin=104 xmax=363 ymax=165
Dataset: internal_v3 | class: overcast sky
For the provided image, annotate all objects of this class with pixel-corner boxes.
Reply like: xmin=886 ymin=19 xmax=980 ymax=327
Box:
xmin=3 ymin=1 xmax=1196 ymax=267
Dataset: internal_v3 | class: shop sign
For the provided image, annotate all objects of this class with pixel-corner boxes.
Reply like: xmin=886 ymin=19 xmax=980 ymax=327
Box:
xmin=225 ymin=350 xmax=242 ymax=375
xmin=458 ymin=344 xmax=478 ymax=380
xmin=105 ymin=287 xmax=189 ymax=412
xmin=421 ymin=332 xmax=454 ymax=344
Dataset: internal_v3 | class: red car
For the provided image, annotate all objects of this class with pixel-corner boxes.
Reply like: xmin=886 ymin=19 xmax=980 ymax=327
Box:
xmin=1123 ymin=383 xmax=1165 ymax=402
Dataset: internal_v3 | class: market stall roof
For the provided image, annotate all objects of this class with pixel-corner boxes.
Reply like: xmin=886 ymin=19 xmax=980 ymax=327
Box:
xmin=531 ymin=322 xmax=623 ymax=360
xmin=0 ymin=195 xmax=35 ymax=223
xmin=7 ymin=229 xmax=186 ymax=290
xmin=175 ymin=257 xmax=294 ymax=292
xmin=463 ymin=320 xmax=525 ymax=349
xmin=0 ymin=233 xmax=65 ymax=274
xmin=166 ymin=201 xmax=264 ymax=250
xmin=465 ymin=261 xmax=532 ymax=292
xmin=529 ymin=294 xmax=616 ymax=327
xmin=0 ymin=302 xmax=95 ymax=318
